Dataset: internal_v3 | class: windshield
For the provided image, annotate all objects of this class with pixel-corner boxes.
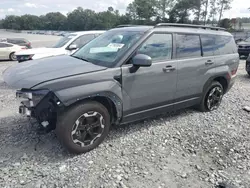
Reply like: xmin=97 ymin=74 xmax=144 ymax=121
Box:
xmin=245 ymin=37 xmax=250 ymax=42
xmin=72 ymin=30 xmax=143 ymax=67
xmin=53 ymin=34 xmax=76 ymax=48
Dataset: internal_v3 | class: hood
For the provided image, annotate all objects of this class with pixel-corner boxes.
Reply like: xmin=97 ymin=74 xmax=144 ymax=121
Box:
xmin=2 ymin=55 xmax=107 ymax=89
xmin=237 ymin=41 xmax=250 ymax=46
xmin=15 ymin=47 xmax=65 ymax=56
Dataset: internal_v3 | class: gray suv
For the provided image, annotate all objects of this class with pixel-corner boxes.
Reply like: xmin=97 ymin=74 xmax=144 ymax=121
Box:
xmin=3 ymin=24 xmax=239 ymax=154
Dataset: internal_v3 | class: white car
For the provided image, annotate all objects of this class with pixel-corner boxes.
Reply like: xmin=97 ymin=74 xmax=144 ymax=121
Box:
xmin=15 ymin=30 xmax=106 ymax=63
xmin=0 ymin=42 xmax=27 ymax=61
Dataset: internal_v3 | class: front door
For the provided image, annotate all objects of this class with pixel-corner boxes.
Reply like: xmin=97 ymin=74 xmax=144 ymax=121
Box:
xmin=0 ymin=43 xmax=10 ymax=59
xmin=121 ymin=33 xmax=177 ymax=122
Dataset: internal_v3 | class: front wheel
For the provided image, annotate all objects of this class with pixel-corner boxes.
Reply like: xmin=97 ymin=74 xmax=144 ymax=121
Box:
xmin=198 ymin=81 xmax=224 ymax=112
xmin=56 ymin=101 xmax=111 ymax=154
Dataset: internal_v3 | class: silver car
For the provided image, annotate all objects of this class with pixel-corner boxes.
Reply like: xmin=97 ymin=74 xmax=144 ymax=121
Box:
xmin=3 ymin=24 xmax=239 ymax=154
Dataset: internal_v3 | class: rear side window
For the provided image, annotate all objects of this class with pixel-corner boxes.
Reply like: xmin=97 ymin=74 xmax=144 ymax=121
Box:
xmin=0 ymin=43 xmax=12 ymax=47
xmin=7 ymin=39 xmax=26 ymax=44
xmin=137 ymin=33 xmax=172 ymax=62
xmin=215 ymin=35 xmax=237 ymax=55
xmin=201 ymin=35 xmax=216 ymax=56
xmin=0 ymin=43 xmax=5 ymax=48
xmin=176 ymin=34 xmax=201 ymax=59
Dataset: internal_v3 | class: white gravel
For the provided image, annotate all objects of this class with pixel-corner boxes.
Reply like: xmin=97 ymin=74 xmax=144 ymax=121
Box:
xmin=0 ymin=60 xmax=250 ymax=188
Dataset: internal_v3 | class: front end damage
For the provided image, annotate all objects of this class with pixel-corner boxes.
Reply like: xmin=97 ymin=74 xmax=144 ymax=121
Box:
xmin=16 ymin=89 xmax=64 ymax=133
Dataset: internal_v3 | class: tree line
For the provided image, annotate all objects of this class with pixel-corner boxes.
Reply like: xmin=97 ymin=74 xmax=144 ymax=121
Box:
xmin=0 ymin=0 xmax=241 ymax=31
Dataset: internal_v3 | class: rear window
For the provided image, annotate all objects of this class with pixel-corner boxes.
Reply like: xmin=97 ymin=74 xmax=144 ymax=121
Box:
xmin=176 ymin=34 xmax=201 ymax=59
xmin=214 ymin=35 xmax=237 ymax=55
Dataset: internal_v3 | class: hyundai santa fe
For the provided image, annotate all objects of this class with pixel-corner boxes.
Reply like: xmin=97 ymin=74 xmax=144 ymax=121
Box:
xmin=3 ymin=23 xmax=239 ymax=154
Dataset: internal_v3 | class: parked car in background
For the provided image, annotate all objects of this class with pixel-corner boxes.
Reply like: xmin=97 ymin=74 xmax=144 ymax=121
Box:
xmin=3 ymin=24 xmax=239 ymax=154
xmin=0 ymin=38 xmax=32 ymax=49
xmin=237 ymin=37 xmax=250 ymax=57
xmin=15 ymin=30 xmax=106 ymax=63
xmin=246 ymin=54 xmax=250 ymax=76
xmin=0 ymin=42 xmax=27 ymax=61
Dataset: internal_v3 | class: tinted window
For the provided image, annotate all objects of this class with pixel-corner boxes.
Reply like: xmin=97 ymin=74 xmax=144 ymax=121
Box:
xmin=0 ymin=43 xmax=12 ymax=47
xmin=7 ymin=39 xmax=25 ymax=44
xmin=137 ymin=33 xmax=172 ymax=62
xmin=72 ymin=34 xmax=95 ymax=48
xmin=176 ymin=34 xmax=201 ymax=59
xmin=0 ymin=43 xmax=5 ymax=48
xmin=215 ymin=35 xmax=237 ymax=55
xmin=201 ymin=35 xmax=216 ymax=56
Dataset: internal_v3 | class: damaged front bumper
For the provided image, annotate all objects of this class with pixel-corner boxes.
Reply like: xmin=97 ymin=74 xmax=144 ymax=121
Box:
xmin=16 ymin=89 xmax=64 ymax=131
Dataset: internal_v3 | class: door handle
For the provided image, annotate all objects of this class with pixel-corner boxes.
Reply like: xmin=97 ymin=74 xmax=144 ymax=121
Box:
xmin=205 ymin=60 xmax=214 ymax=65
xmin=163 ymin=66 xmax=176 ymax=72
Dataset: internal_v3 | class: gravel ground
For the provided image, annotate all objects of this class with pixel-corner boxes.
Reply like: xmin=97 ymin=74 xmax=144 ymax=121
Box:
xmin=0 ymin=60 xmax=250 ymax=188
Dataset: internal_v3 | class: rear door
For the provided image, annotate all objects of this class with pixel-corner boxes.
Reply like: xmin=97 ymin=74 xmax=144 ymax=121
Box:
xmin=175 ymin=33 xmax=216 ymax=103
xmin=121 ymin=33 xmax=177 ymax=122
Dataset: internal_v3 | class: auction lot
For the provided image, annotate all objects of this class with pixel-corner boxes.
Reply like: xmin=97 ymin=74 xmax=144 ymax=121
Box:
xmin=0 ymin=32 xmax=250 ymax=188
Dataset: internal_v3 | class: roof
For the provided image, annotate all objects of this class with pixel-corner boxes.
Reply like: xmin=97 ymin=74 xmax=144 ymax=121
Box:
xmin=71 ymin=30 xmax=106 ymax=35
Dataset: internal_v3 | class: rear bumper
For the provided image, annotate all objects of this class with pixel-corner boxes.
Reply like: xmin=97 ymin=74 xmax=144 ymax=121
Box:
xmin=16 ymin=55 xmax=33 ymax=63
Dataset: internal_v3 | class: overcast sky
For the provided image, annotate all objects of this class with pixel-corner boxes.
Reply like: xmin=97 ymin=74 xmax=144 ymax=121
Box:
xmin=0 ymin=0 xmax=249 ymax=19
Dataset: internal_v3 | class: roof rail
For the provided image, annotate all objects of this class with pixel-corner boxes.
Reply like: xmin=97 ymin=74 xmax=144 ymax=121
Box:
xmin=116 ymin=24 xmax=148 ymax=28
xmin=116 ymin=24 xmax=142 ymax=28
xmin=155 ymin=23 xmax=226 ymax=31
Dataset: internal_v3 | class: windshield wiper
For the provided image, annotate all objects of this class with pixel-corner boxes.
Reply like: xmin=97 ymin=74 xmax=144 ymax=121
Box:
xmin=71 ymin=55 xmax=90 ymax=62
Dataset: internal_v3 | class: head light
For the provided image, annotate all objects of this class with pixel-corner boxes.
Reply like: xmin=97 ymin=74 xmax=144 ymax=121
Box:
xmin=16 ymin=89 xmax=49 ymax=106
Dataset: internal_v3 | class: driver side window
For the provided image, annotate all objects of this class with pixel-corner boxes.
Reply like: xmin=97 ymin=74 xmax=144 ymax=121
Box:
xmin=137 ymin=33 xmax=172 ymax=62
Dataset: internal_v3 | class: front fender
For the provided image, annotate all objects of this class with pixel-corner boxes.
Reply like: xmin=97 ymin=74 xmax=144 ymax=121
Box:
xmin=54 ymin=81 xmax=122 ymax=106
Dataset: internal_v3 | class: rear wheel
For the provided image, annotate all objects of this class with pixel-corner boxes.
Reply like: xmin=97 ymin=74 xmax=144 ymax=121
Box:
xmin=198 ymin=81 xmax=224 ymax=112
xmin=56 ymin=101 xmax=111 ymax=154
xmin=9 ymin=52 xmax=17 ymax=61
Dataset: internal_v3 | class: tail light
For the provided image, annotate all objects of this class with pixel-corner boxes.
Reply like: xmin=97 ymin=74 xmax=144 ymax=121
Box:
xmin=231 ymin=68 xmax=238 ymax=76
xmin=227 ymin=68 xmax=238 ymax=79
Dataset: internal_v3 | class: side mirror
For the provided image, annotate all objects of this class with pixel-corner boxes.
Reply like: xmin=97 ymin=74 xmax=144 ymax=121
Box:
xmin=68 ymin=44 xmax=77 ymax=50
xmin=132 ymin=54 xmax=152 ymax=67
xmin=130 ymin=54 xmax=152 ymax=73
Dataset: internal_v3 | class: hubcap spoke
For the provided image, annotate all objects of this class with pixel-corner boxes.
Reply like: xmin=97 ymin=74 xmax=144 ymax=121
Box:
xmin=71 ymin=111 xmax=105 ymax=147
xmin=207 ymin=86 xmax=223 ymax=110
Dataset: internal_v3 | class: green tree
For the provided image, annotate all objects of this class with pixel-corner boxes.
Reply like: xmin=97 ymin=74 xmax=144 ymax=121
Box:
xmin=133 ymin=0 xmax=157 ymax=21
xmin=42 ymin=12 xmax=67 ymax=30
xmin=2 ymin=15 xmax=21 ymax=30
xmin=156 ymin=0 xmax=175 ymax=20
xmin=218 ymin=0 xmax=233 ymax=23
xmin=218 ymin=18 xmax=232 ymax=29
xmin=127 ymin=2 xmax=138 ymax=21
xmin=169 ymin=0 xmax=193 ymax=23
xmin=18 ymin=15 xmax=40 ymax=30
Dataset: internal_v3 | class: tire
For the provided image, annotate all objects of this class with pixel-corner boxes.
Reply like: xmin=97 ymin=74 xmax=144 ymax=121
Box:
xmin=9 ymin=52 xmax=17 ymax=61
xmin=248 ymin=71 xmax=250 ymax=77
xmin=56 ymin=101 xmax=111 ymax=154
xmin=198 ymin=81 xmax=224 ymax=112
